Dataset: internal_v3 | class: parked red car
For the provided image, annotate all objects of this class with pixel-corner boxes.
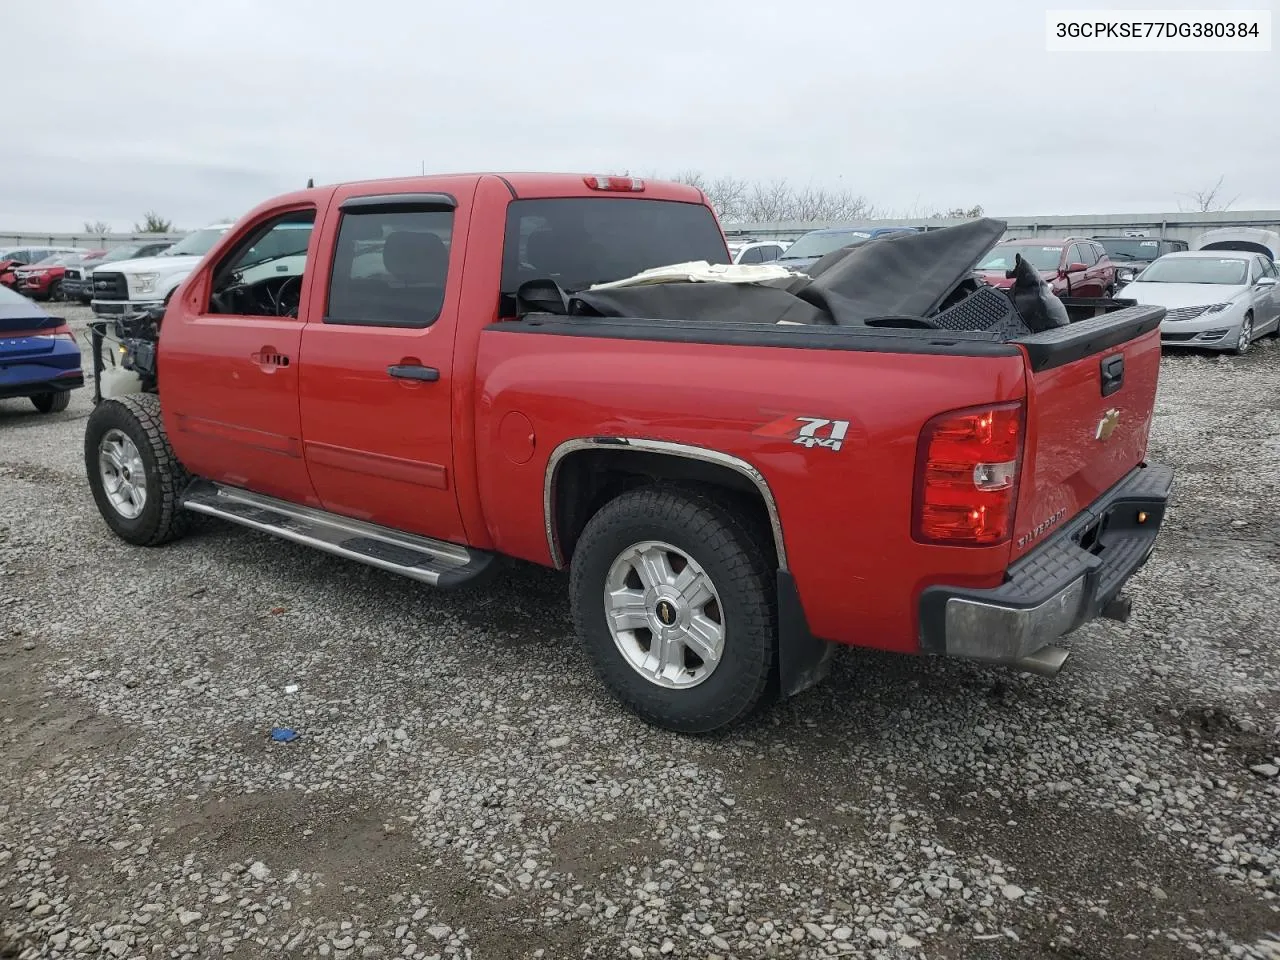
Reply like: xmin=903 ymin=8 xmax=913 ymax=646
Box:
xmin=82 ymin=173 xmax=1171 ymax=733
xmin=0 ymin=245 xmax=90 ymax=290
xmin=975 ymin=237 xmax=1117 ymax=298
xmin=15 ymin=250 xmax=107 ymax=301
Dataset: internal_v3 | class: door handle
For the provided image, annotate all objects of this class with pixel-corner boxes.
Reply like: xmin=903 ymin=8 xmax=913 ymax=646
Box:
xmin=252 ymin=348 xmax=290 ymax=370
xmin=1100 ymin=354 xmax=1124 ymax=397
xmin=387 ymin=364 xmax=439 ymax=382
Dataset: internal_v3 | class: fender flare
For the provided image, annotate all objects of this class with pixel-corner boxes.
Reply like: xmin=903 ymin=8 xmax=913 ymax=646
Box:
xmin=542 ymin=436 xmax=789 ymax=572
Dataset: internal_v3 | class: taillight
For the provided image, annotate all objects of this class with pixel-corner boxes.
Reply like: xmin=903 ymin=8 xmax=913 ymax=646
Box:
xmin=583 ymin=175 xmax=645 ymax=192
xmin=913 ymin=401 xmax=1025 ymax=547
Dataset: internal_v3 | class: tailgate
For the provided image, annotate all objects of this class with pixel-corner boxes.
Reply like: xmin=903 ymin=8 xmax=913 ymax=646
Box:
xmin=1011 ymin=305 xmax=1165 ymax=557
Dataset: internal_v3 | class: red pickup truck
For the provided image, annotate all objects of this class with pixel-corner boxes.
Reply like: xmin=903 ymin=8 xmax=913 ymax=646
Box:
xmin=82 ymin=173 xmax=1172 ymax=733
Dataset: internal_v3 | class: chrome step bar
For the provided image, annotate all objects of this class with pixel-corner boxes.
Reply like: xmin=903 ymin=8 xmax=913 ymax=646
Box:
xmin=181 ymin=480 xmax=493 ymax=588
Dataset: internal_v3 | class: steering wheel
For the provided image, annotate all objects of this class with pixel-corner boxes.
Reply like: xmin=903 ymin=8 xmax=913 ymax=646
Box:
xmin=274 ymin=275 xmax=304 ymax=317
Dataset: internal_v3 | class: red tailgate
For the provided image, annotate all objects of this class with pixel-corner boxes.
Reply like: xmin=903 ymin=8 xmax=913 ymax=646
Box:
xmin=1011 ymin=319 xmax=1162 ymax=558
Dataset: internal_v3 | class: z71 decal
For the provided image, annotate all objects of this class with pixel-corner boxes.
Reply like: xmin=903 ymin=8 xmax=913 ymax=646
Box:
xmin=754 ymin=415 xmax=851 ymax=452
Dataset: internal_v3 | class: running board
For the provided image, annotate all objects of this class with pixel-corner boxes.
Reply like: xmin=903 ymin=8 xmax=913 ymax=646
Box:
xmin=181 ymin=480 xmax=494 ymax=588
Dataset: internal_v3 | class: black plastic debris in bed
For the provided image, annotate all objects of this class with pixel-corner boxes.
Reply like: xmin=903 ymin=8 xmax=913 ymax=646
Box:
xmin=517 ymin=217 xmax=1072 ymax=337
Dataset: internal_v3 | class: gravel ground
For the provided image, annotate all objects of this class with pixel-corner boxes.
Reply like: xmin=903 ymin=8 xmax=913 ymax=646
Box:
xmin=2 ymin=305 xmax=1279 ymax=960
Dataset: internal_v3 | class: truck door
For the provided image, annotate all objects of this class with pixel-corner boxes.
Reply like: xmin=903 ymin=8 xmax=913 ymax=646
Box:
xmin=159 ymin=205 xmax=320 ymax=506
xmin=296 ymin=184 xmax=472 ymax=543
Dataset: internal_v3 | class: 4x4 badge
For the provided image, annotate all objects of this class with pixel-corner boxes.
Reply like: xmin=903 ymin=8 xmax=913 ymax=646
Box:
xmin=754 ymin=416 xmax=851 ymax=452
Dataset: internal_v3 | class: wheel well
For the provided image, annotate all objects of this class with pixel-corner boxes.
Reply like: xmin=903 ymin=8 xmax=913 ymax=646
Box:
xmin=551 ymin=449 xmax=780 ymax=570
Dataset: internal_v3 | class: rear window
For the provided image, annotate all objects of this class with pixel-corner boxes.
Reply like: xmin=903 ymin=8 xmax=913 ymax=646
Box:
xmin=500 ymin=198 xmax=727 ymax=311
xmin=1095 ymin=238 xmax=1162 ymax=261
xmin=978 ymin=244 xmax=1063 ymax=272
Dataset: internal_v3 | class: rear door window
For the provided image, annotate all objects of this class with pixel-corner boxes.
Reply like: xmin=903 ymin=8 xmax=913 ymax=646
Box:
xmin=325 ymin=206 xmax=455 ymax=328
xmin=500 ymin=198 xmax=728 ymax=314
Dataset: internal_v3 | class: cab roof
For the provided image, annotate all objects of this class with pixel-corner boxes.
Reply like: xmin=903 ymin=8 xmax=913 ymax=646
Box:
xmin=280 ymin=172 xmax=708 ymax=206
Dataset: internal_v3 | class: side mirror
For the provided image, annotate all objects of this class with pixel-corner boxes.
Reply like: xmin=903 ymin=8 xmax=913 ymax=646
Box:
xmin=1256 ymin=276 xmax=1278 ymax=287
xmin=1066 ymin=262 xmax=1089 ymax=273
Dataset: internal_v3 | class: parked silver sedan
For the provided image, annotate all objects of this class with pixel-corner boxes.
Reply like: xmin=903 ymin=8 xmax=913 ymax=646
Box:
xmin=1117 ymin=251 xmax=1280 ymax=354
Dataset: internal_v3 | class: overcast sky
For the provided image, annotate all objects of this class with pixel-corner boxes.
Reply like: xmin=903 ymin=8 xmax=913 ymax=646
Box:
xmin=4 ymin=0 xmax=1276 ymax=231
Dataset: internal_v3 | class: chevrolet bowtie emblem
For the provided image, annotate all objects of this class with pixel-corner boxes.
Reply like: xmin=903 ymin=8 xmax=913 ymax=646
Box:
xmin=1095 ymin=408 xmax=1120 ymax=441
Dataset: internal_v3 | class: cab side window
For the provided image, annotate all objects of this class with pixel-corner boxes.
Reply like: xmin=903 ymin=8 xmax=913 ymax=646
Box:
xmin=325 ymin=205 xmax=455 ymax=328
xmin=208 ymin=210 xmax=315 ymax=317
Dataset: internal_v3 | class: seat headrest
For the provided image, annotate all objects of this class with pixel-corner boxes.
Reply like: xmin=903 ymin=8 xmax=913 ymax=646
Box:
xmin=525 ymin=230 xmax=556 ymax=271
xmin=382 ymin=231 xmax=448 ymax=284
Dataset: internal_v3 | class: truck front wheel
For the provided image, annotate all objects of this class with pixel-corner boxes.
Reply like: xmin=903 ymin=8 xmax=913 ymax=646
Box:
xmin=84 ymin=394 xmax=192 ymax=546
xmin=569 ymin=487 xmax=777 ymax=733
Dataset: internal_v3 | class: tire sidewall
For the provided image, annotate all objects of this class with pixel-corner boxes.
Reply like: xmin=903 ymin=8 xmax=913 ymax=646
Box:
xmin=85 ymin=401 xmax=172 ymax=544
xmin=571 ymin=493 xmax=774 ymax=732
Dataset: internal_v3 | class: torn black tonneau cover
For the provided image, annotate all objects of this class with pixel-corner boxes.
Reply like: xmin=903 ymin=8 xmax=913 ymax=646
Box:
xmin=517 ymin=217 xmax=1076 ymax=337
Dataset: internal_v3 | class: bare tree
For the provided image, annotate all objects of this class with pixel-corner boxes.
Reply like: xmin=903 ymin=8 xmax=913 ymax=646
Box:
xmin=630 ymin=170 xmax=885 ymax=224
xmin=133 ymin=211 xmax=174 ymax=233
xmin=670 ymin=169 xmax=707 ymax=192
xmin=929 ymin=204 xmax=985 ymax=219
xmin=667 ymin=171 xmax=749 ymax=221
xmin=741 ymin=179 xmax=794 ymax=222
xmin=704 ymin=176 xmax=750 ymax=221
xmin=83 ymin=220 xmax=112 ymax=235
xmin=1179 ymin=175 xmax=1238 ymax=213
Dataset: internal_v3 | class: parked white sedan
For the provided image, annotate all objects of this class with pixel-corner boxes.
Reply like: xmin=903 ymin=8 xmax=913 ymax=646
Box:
xmin=1117 ymin=251 xmax=1280 ymax=354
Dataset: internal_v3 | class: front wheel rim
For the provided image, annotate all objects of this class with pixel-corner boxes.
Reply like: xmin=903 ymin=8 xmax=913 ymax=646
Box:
xmin=1238 ymin=316 xmax=1253 ymax=352
xmin=604 ymin=540 xmax=725 ymax=689
xmin=99 ymin=428 xmax=147 ymax=519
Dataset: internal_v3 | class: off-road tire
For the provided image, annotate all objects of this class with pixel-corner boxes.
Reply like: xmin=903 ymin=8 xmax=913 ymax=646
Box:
xmin=570 ymin=486 xmax=777 ymax=734
xmin=48 ymin=279 xmax=63 ymax=301
xmin=30 ymin=391 xmax=71 ymax=414
xmin=84 ymin=394 xmax=192 ymax=546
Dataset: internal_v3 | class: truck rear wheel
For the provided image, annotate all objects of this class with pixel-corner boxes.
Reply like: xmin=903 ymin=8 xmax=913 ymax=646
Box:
xmin=84 ymin=394 xmax=192 ymax=546
xmin=569 ymin=486 xmax=776 ymax=733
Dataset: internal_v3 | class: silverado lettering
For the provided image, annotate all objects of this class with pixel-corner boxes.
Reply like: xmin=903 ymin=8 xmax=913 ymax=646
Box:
xmin=81 ymin=171 xmax=1173 ymax=734
xmin=1016 ymin=508 xmax=1069 ymax=550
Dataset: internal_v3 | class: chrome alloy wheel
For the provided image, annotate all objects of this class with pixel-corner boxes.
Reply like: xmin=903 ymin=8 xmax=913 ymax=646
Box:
xmin=98 ymin=428 xmax=147 ymax=519
xmin=603 ymin=540 xmax=726 ymax=689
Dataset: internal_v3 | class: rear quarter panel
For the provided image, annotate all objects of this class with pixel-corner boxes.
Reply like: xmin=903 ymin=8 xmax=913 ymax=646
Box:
xmin=473 ymin=328 xmax=1028 ymax=653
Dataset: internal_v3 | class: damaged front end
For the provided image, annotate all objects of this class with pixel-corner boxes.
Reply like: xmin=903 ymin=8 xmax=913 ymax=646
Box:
xmin=89 ymin=305 xmax=165 ymax=403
